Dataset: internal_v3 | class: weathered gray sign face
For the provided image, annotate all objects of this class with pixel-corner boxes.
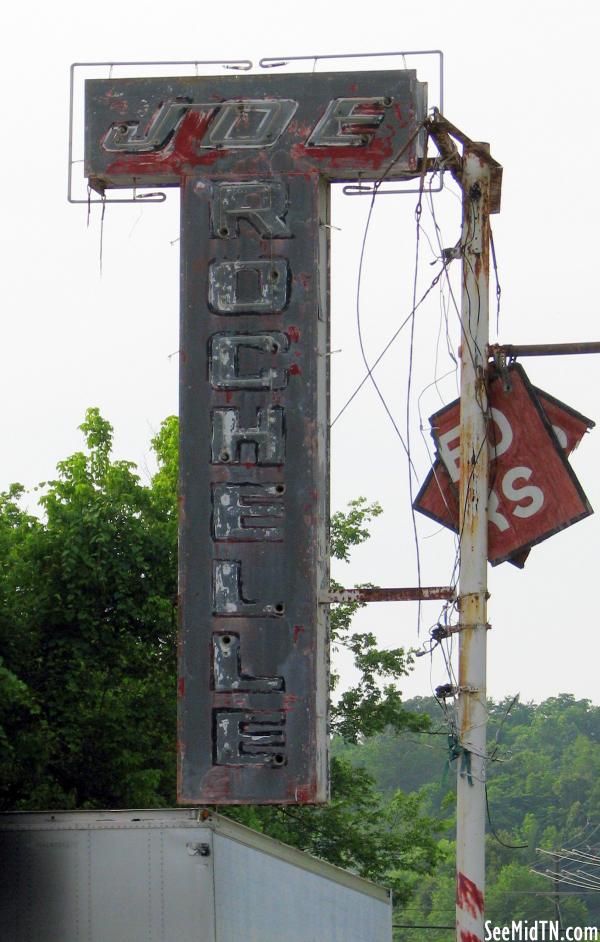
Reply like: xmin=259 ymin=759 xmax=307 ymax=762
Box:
xmin=84 ymin=70 xmax=427 ymax=804
xmin=178 ymin=172 xmax=330 ymax=803
xmin=85 ymin=70 xmax=427 ymax=188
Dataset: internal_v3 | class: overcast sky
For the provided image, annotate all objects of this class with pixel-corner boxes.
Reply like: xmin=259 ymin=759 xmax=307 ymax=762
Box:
xmin=1 ymin=0 xmax=598 ymax=705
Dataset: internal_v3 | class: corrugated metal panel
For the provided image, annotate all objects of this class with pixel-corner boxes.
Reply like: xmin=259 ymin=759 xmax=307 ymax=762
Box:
xmin=0 ymin=811 xmax=391 ymax=942
xmin=213 ymin=831 xmax=391 ymax=942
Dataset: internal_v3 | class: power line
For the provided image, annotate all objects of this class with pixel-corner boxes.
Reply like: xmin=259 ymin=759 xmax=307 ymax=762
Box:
xmin=330 ymin=261 xmax=448 ymax=428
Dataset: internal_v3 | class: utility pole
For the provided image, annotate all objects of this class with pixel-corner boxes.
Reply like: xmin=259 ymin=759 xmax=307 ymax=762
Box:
xmin=429 ymin=116 xmax=502 ymax=942
xmin=455 ymin=145 xmax=492 ymax=942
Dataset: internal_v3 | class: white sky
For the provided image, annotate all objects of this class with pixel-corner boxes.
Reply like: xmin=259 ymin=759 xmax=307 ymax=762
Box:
xmin=1 ymin=1 xmax=598 ymax=706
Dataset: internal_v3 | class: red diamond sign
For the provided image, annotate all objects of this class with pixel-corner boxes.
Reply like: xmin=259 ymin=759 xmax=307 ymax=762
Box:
xmin=415 ymin=364 xmax=594 ymax=565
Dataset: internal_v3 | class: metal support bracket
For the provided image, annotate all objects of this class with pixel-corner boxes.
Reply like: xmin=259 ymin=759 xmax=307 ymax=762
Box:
xmin=428 ymin=111 xmax=503 ymax=214
xmin=457 ymin=591 xmax=490 ymax=610
xmin=489 ymin=341 xmax=600 ymax=359
xmin=319 ymin=586 xmax=456 ymax=604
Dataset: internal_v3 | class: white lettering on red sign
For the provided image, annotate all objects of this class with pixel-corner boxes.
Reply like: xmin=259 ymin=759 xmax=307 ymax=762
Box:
xmin=438 ymin=408 xmax=545 ymax=531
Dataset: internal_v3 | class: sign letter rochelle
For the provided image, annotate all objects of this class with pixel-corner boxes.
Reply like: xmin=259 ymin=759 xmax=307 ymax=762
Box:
xmin=84 ymin=67 xmax=427 ymax=803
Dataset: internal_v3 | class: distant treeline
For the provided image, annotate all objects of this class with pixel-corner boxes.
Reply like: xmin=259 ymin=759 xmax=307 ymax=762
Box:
xmin=336 ymin=694 xmax=600 ymax=934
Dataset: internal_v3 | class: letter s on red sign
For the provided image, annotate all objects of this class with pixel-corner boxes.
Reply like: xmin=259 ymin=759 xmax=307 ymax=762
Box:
xmin=501 ymin=466 xmax=544 ymax=518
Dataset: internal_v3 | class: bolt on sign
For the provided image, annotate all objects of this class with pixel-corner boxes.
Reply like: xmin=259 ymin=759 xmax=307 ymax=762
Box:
xmin=414 ymin=364 xmax=594 ymax=565
xmin=84 ymin=69 xmax=428 ymax=803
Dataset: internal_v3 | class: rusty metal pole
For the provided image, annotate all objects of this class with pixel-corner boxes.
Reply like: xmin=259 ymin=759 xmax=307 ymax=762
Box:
xmin=456 ymin=146 xmax=491 ymax=942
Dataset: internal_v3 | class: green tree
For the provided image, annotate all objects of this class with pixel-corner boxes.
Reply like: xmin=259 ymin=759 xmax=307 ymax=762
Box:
xmin=0 ymin=409 xmax=443 ymax=901
xmin=0 ymin=410 xmax=177 ymax=808
xmin=336 ymin=693 xmax=600 ymax=927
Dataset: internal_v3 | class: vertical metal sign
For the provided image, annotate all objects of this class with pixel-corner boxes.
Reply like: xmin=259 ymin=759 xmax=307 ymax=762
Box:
xmin=85 ymin=69 xmax=427 ymax=803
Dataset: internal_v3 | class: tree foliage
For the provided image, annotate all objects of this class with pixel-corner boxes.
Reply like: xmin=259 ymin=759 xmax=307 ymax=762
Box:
xmin=338 ymin=694 xmax=600 ymax=931
xmin=0 ymin=410 xmax=443 ymax=900
xmin=5 ymin=410 xmax=598 ymax=923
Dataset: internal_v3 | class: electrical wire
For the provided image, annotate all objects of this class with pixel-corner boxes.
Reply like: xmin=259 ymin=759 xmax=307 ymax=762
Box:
xmin=485 ymin=782 xmax=528 ymax=849
xmin=490 ymin=225 xmax=502 ymax=338
xmin=406 ymin=147 xmax=430 ymax=628
xmin=488 ymin=693 xmax=519 ymax=762
xmin=354 ymin=181 xmax=414 ymax=464
xmin=332 ymin=125 xmax=445 ymax=433
xmin=423 ymin=176 xmax=491 ymax=597
xmin=331 ymin=262 xmax=448 ymax=428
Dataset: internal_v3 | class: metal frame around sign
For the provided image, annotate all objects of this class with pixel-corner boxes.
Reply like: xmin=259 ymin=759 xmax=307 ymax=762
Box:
xmin=71 ymin=50 xmax=443 ymax=203
xmin=83 ymin=67 xmax=428 ymax=804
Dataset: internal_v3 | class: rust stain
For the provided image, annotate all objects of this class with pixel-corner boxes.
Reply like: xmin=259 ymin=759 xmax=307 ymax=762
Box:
xmin=326 ymin=586 xmax=455 ymax=603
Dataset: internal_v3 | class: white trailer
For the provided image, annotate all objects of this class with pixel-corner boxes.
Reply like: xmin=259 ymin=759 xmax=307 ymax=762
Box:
xmin=0 ymin=808 xmax=392 ymax=941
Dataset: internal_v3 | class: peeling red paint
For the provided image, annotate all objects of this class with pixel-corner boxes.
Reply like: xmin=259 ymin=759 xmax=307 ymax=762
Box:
xmin=290 ymin=130 xmax=394 ymax=171
xmin=353 ymin=101 xmax=385 ymax=116
xmin=286 ymin=119 xmax=314 ymax=139
xmin=457 ymin=872 xmax=484 ymax=918
xmin=460 ymin=933 xmax=482 ymax=942
xmin=282 ymin=693 xmax=299 ymax=710
xmin=288 ymin=363 xmax=301 ymax=376
xmin=286 ymin=325 xmax=301 ymax=343
xmin=294 ymin=784 xmax=314 ymax=803
xmin=107 ymin=98 xmax=129 ymax=115
xmin=293 ymin=625 xmax=305 ymax=643
xmin=106 ymin=109 xmax=225 ymax=178
xmin=393 ymin=103 xmax=409 ymax=129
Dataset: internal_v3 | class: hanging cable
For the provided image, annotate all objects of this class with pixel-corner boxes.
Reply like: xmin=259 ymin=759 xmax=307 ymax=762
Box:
xmin=485 ymin=783 xmax=528 ymax=849
xmin=406 ymin=140 xmax=430 ymax=629
xmin=332 ymin=262 xmax=447 ymax=428
xmin=490 ymin=225 xmax=502 ymax=337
